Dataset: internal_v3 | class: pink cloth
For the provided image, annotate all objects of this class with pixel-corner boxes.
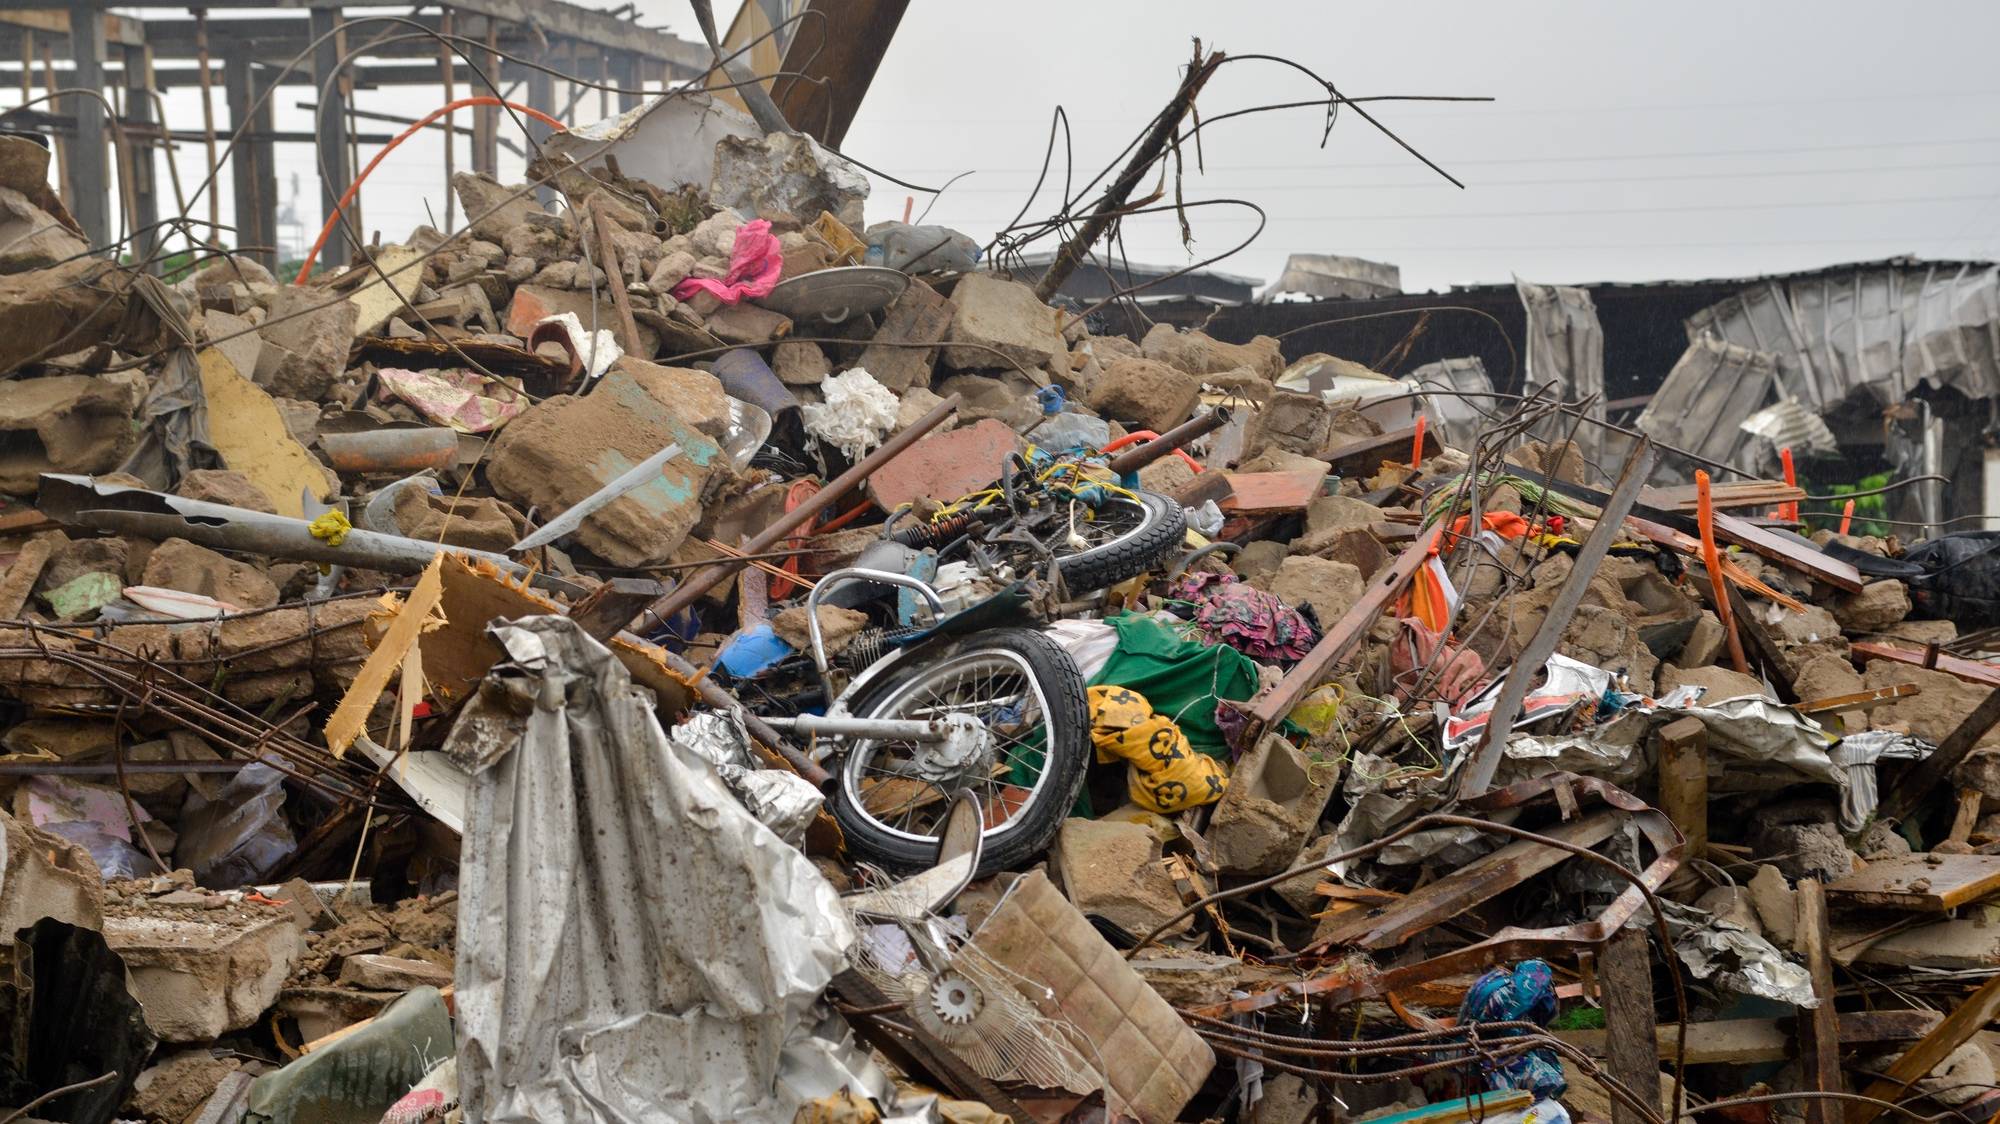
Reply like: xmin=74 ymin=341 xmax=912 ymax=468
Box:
xmin=671 ymin=218 xmax=783 ymax=304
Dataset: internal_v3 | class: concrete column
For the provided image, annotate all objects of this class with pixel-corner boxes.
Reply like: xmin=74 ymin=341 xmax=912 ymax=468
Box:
xmin=524 ymin=61 xmax=554 ymax=206
xmin=614 ymin=52 xmax=640 ymax=113
xmin=64 ymin=0 xmax=109 ymax=247
xmin=309 ymin=6 xmax=350 ymax=268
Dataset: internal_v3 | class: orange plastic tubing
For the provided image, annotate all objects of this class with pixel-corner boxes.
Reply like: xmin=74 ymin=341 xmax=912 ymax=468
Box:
xmin=1098 ymin=429 xmax=1203 ymax=473
xmin=294 ymin=96 xmax=566 ymax=285
xmin=1696 ymin=470 xmax=1751 ymax=674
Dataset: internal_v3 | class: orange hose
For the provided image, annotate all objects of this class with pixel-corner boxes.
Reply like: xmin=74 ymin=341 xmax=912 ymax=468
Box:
xmin=1411 ymin=414 xmax=1428 ymax=468
xmin=1696 ymin=470 xmax=1751 ymax=674
xmin=1098 ymin=429 xmax=1203 ymax=473
xmin=768 ymin=478 xmax=821 ymax=600
xmin=294 ymin=96 xmax=566 ymax=285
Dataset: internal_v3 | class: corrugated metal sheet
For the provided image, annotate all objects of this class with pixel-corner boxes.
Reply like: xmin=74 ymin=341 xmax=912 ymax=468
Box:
xmin=1635 ymin=336 xmax=1779 ymax=469
xmin=1408 ymin=355 xmax=1495 ymax=452
xmin=1516 ymin=278 xmax=1606 ymax=461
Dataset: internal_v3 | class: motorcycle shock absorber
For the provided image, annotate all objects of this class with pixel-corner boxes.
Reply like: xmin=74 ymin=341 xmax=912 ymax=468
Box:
xmin=888 ymin=510 xmax=977 ymax=549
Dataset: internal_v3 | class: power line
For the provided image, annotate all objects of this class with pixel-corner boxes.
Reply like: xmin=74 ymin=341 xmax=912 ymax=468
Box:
xmin=869 ymin=134 xmax=2000 ymax=174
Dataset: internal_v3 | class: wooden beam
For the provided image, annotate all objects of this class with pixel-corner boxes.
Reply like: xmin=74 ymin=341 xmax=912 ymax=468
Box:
xmin=1796 ymin=880 xmax=1845 ymax=1124
xmin=62 ymin=0 xmax=106 ymax=246
xmin=1243 ymin=522 xmax=1442 ymax=742
xmin=1558 ymin=1010 xmax=1942 ymax=1066
xmin=1875 ymin=685 xmax=2000 ymax=825
xmin=1318 ymin=811 xmax=1624 ymax=950
xmin=1600 ymin=928 xmax=1661 ymax=1124
xmin=1458 ymin=437 xmax=1656 ymax=796
xmin=1848 ymin=972 xmax=2000 ymax=1124
xmin=1656 ymin=716 xmax=1707 ymax=860
xmin=769 ymin=0 xmax=906 ymax=147
xmin=1826 ymin=853 xmax=2000 ymax=912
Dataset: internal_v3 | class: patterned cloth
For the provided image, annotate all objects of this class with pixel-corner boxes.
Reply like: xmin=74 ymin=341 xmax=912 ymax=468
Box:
xmin=1088 ymin=684 xmax=1229 ymax=814
xmin=1457 ymin=959 xmax=1566 ymax=1099
xmin=1169 ymin=572 xmax=1320 ymax=663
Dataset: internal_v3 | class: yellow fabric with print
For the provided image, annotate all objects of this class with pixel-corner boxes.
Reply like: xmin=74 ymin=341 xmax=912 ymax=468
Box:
xmin=1087 ymin=684 xmax=1229 ymax=814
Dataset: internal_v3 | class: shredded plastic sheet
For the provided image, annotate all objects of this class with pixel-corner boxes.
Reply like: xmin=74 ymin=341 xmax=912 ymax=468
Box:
xmin=376 ymin=367 xmax=528 ymax=433
xmin=672 ymin=218 xmax=783 ymax=305
xmin=452 ymin=616 xmax=869 ymax=1124
xmin=803 ymin=368 xmax=900 ymax=459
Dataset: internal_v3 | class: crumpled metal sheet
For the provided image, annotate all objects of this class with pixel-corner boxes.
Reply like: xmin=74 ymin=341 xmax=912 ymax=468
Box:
xmin=1516 ymin=278 xmax=1606 ymax=462
xmin=1830 ymin=730 xmax=1931 ymax=833
xmin=668 ymin=709 xmax=824 ymax=847
xmin=1408 ymin=355 xmax=1495 ymax=453
xmin=1663 ymin=695 xmax=1847 ymax=791
xmin=1664 ymin=903 xmax=1816 ymax=1007
xmin=452 ymin=616 xmax=858 ymax=1123
xmin=1635 ymin=335 xmax=1780 ymax=477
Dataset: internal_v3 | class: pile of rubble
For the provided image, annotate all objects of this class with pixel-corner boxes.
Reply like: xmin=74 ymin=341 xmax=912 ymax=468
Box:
xmin=9 ymin=84 xmax=2000 ymax=1124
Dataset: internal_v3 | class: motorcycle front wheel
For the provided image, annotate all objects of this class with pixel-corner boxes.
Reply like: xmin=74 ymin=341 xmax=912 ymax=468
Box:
xmin=829 ymin=627 xmax=1090 ymax=875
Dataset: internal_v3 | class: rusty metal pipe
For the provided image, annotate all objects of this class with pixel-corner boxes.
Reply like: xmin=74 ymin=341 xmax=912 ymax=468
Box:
xmin=633 ymin=393 xmax=961 ymax=627
xmin=652 ymin=643 xmax=832 ymax=786
xmin=1104 ymin=406 xmax=1230 ymax=476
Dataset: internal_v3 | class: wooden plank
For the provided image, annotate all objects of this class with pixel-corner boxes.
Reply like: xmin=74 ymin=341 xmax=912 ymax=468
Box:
xmin=1848 ymin=973 xmax=2000 ymax=1124
xmin=1854 ymin=642 xmax=2000 ymax=689
xmin=1646 ymin=480 xmax=1806 ymax=513
xmin=1558 ymin=1010 xmax=1944 ymax=1066
xmin=1797 ymin=880 xmax=1846 ymax=1124
xmin=1826 ymin=853 xmax=2000 ymax=912
xmin=1657 ymin=716 xmax=1708 ymax=860
xmin=1319 ymin=811 xmax=1624 ymax=949
xmin=1951 ymin=789 xmax=1983 ymax=845
xmin=1216 ymin=469 xmax=1324 ymax=516
xmin=1320 ymin=423 xmax=1440 ymax=479
xmin=1727 ymin=580 xmax=1799 ymax=702
xmin=1458 ymin=438 xmax=1655 ymax=796
xmin=1797 ymin=684 xmax=1919 ymax=715
xmin=1243 ymin=523 xmax=1442 ymax=741
xmin=1710 ymin=510 xmax=1865 ymax=592
xmin=1600 ymin=928 xmax=1661 ymax=1124
xmin=1875 ymin=685 xmax=2000 ymax=825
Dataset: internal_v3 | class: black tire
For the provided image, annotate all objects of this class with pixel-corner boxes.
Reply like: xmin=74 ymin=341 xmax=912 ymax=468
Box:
xmin=831 ymin=627 xmax=1090 ymax=875
xmin=1054 ymin=489 xmax=1187 ymax=592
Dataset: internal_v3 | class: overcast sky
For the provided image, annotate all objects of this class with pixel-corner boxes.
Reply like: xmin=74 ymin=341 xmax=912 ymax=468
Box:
xmin=241 ymin=0 xmax=2000 ymax=292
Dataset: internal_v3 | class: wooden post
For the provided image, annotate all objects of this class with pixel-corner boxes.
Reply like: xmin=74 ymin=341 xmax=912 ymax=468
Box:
xmin=310 ymin=6 xmax=351 ymax=269
xmin=193 ymin=8 xmax=220 ymax=240
xmin=64 ymin=0 xmax=109 ymax=247
xmin=120 ymin=43 xmax=158 ymax=269
xmin=1796 ymin=880 xmax=1845 ymax=1124
xmin=1600 ymin=927 xmax=1661 ymax=1124
xmin=439 ymin=8 xmax=455 ymax=233
xmin=1656 ymin=716 xmax=1708 ymax=860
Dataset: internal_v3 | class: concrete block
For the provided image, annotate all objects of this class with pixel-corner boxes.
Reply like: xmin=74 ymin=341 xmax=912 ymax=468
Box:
xmin=1085 ymin=356 xmax=1202 ymax=433
xmin=105 ymin=908 xmax=306 ymax=1042
xmin=1207 ymin=733 xmax=1338 ymax=876
xmin=1052 ymin=817 xmax=1189 ymax=938
xmin=942 ymin=273 xmax=1064 ymax=372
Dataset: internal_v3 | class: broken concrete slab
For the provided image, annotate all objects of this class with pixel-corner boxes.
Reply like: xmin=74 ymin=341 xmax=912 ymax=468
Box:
xmin=1864 ymin=662 xmax=2000 ymax=754
xmin=104 ymin=905 xmax=307 ymax=1042
xmin=1052 ymin=816 xmax=1191 ymax=938
xmin=254 ymin=287 xmax=359 ymax=401
xmin=1833 ymin=579 xmax=1912 ymax=633
xmin=1141 ymin=323 xmax=1284 ymax=381
xmin=1747 ymin=864 xmax=1797 ymax=949
xmin=942 ymin=273 xmax=1065 ymax=373
xmin=451 ymin=171 xmax=544 ymax=243
xmin=1086 ymin=356 xmax=1203 ymax=434
xmin=0 ymin=373 xmax=145 ymax=495
xmin=0 ymin=185 xmax=87 ymax=273
xmin=1658 ymin=664 xmax=1767 ymax=701
xmin=345 ymin=245 xmax=427 ymax=337
xmin=486 ymin=364 xmax=727 ymax=567
xmin=1207 ymin=733 xmax=1339 ymax=876
xmin=0 ymin=808 xmax=104 ymax=936
xmin=0 ymin=532 xmax=61 ymax=618
xmin=143 ymin=538 xmax=280 ymax=610
xmin=1263 ymin=555 xmax=1364 ymax=627
xmin=858 ymin=278 xmax=953 ymax=392
xmin=771 ymin=339 xmax=831 ymax=386
xmin=176 ymin=468 xmax=280 ymax=515
xmin=0 ymin=258 xmax=148 ymax=375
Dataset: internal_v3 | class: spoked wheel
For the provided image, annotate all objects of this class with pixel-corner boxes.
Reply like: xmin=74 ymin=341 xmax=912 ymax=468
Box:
xmin=1018 ymin=489 xmax=1187 ymax=592
xmin=831 ymin=628 xmax=1090 ymax=875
